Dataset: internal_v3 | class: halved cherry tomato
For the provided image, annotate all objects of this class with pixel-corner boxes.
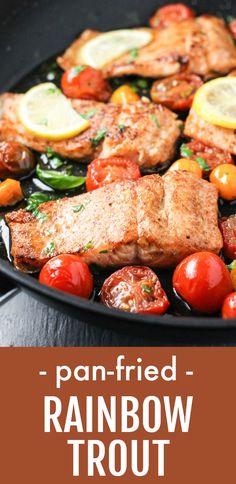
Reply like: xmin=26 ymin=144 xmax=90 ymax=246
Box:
xmin=151 ymin=74 xmax=203 ymax=111
xmin=219 ymin=216 xmax=236 ymax=260
xmin=229 ymin=19 xmax=236 ymax=40
xmin=86 ymin=157 xmax=141 ymax=191
xmin=39 ymin=254 xmax=93 ymax=298
xmin=0 ymin=141 xmax=35 ymax=179
xmin=101 ymin=266 xmax=170 ymax=314
xmin=222 ymin=292 xmax=236 ymax=319
xmin=149 ymin=4 xmax=195 ymax=29
xmin=180 ymin=140 xmax=234 ymax=177
xmin=61 ymin=66 xmax=111 ymax=101
xmin=210 ymin=164 xmax=236 ymax=200
xmin=168 ymin=158 xmax=202 ymax=178
xmin=110 ymin=85 xmax=140 ymax=105
xmin=173 ymin=252 xmax=233 ymax=314
xmin=0 ymin=179 xmax=23 ymax=207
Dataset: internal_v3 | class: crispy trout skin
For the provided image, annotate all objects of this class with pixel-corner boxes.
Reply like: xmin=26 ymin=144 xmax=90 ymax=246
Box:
xmin=6 ymin=172 xmax=222 ymax=272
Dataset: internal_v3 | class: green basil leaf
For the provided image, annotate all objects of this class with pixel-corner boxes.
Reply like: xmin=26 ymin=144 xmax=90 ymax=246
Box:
xmin=180 ymin=143 xmax=193 ymax=158
xmin=36 ymin=165 xmax=86 ymax=190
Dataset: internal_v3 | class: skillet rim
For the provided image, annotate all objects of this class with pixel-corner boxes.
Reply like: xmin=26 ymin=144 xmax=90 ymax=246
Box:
xmin=1 ymin=259 xmax=236 ymax=329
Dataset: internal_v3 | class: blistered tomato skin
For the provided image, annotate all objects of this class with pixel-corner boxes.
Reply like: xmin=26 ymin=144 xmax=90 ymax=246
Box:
xmin=149 ymin=3 xmax=195 ymax=28
xmin=39 ymin=254 xmax=93 ymax=299
xmin=61 ymin=66 xmax=111 ymax=102
xmin=173 ymin=252 xmax=233 ymax=314
xmin=101 ymin=266 xmax=170 ymax=314
xmin=0 ymin=141 xmax=35 ymax=179
xmin=219 ymin=216 xmax=236 ymax=260
xmin=222 ymin=292 xmax=236 ymax=319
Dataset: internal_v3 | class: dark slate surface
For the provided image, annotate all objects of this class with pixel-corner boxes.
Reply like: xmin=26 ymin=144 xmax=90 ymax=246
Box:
xmin=1 ymin=290 xmax=236 ymax=347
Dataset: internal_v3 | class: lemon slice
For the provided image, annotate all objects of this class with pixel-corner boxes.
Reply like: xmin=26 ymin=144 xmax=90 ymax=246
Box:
xmin=79 ymin=29 xmax=153 ymax=69
xmin=18 ymin=83 xmax=90 ymax=140
xmin=192 ymin=77 xmax=236 ymax=129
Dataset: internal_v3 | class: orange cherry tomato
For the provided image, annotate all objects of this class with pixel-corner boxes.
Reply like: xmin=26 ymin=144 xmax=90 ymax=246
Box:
xmin=110 ymin=85 xmax=140 ymax=105
xmin=39 ymin=254 xmax=93 ymax=298
xmin=0 ymin=179 xmax=23 ymax=207
xmin=210 ymin=164 xmax=236 ymax=200
xmin=173 ymin=252 xmax=233 ymax=314
xmin=222 ymin=292 xmax=236 ymax=319
xmin=168 ymin=158 xmax=202 ymax=178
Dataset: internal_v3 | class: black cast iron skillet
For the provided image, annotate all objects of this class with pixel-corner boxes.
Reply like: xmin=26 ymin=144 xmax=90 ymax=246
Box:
xmin=0 ymin=0 xmax=236 ymax=333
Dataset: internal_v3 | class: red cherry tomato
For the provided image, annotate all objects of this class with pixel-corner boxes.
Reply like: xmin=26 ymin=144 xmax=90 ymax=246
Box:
xmin=61 ymin=66 xmax=111 ymax=102
xmin=86 ymin=157 xmax=141 ymax=191
xmin=229 ymin=19 xmax=236 ymax=40
xmin=149 ymin=3 xmax=195 ymax=28
xmin=219 ymin=216 xmax=236 ymax=260
xmin=181 ymin=140 xmax=234 ymax=177
xmin=151 ymin=74 xmax=203 ymax=111
xmin=222 ymin=292 xmax=236 ymax=319
xmin=100 ymin=266 xmax=170 ymax=314
xmin=39 ymin=254 xmax=93 ymax=298
xmin=173 ymin=252 xmax=233 ymax=314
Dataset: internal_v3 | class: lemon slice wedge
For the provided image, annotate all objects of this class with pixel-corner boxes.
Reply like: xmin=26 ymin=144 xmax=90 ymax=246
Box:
xmin=79 ymin=29 xmax=153 ymax=69
xmin=192 ymin=77 xmax=236 ymax=129
xmin=18 ymin=83 xmax=90 ymax=140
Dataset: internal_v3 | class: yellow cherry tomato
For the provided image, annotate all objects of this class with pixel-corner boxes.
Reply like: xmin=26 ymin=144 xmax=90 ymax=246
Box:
xmin=230 ymin=267 xmax=236 ymax=291
xmin=210 ymin=164 xmax=236 ymax=200
xmin=168 ymin=158 xmax=202 ymax=178
xmin=110 ymin=85 xmax=140 ymax=104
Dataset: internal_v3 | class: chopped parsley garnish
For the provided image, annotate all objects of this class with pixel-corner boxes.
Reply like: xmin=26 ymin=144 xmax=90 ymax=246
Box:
xmin=83 ymin=240 xmax=93 ymax=251
xmin=47 ymin=86 xmax=60 ymax=95
xmin=142 ymin=284 xmax=153 ymax=294
xmin=91 ymin=128 xmax=107 ymax=147
xmin=45 ymin=241 xmax=56 ymax=256
xmin=80 ymin=108 xmax=99 ymax=120
xmin=195 ymin=156 xmax=210 ymax=171
xmin=150 ymin=113 xmax=160 ymax=128
xmin=128 ymin=47 xmax=139 ymax=64
xmin=73 ymin=65 xmax=87 ymax=74
xmin=118 ymin=124 xmax=127 ymax=132
xmin=26 ymin=192 xmax=56 ymax=224
xmin=181 ymin=143 xmax=193 ymax=158
xmin=99 ymin=249 xmax=108 ymax=254
xmin=45 ymin=147 xmax=64 ymax=169
xmin=72 ymin=201 xmax=91 ymax=213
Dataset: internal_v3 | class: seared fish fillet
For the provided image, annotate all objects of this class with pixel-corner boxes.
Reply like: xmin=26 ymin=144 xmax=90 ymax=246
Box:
xmin=0 ymin=94 xmax=180 ymax=168
xmin=184 ymin=108 xmax=236 ymax=155
xmin=58 ymin=16 xmax=236 ymax=80
xmin=6 ymin=172 xmax=222 ymax=272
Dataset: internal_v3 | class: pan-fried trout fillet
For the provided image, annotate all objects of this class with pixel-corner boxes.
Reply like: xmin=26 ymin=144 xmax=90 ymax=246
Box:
xmin=58 ymin=16 xmax=236 ymax=79
xmin=184 ymin=108 xmax=236 ymax=155
xmin=6 ymin=171 xmax=222 ymax=272
xmin=0 ymin=94 xmax=180 ymax=168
